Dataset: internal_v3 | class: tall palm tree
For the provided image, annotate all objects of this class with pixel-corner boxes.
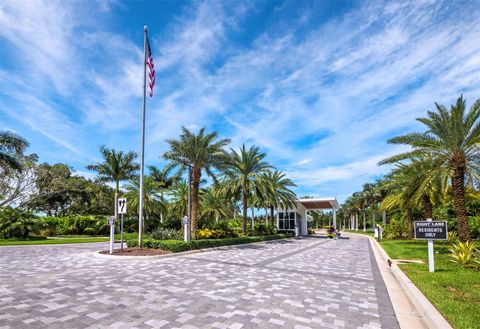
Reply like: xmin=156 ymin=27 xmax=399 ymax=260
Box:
xmin=87 ymin=146 xmax=139 ymax=194
xmin=261 ymin=170 xmax=297 ymax=225
xmin=380 ymin=96 xmax=480 ymax=241
xmin=163 ymin=127 xmax=230 ymax=236
xmin=221 ymin=144 xmax=271 ymax=234
xmin=87 ymin=146 xmax=139 ymax=222
xmin=362 ymin=183 xmax=380 ymax=228
xmin=0 ymin=131 xmax=29 ymax=172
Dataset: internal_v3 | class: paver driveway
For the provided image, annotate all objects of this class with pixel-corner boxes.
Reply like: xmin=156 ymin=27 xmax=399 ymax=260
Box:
xmin=0 ymin=235 xmax=399 ymax=329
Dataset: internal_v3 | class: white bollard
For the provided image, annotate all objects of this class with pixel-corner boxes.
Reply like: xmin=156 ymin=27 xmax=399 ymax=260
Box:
xmin=109 ymin=216 xmax=115 ymax=254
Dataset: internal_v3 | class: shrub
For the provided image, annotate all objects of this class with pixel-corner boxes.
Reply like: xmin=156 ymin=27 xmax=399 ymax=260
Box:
xmin=449 ymin=240 xmax=479 ymax=269
xmin=160 ymin=218 xmax=182 ymax=230
xmin=448 ymin=231 xmax=458 ymax=243
xmin=308 ymin=228 xmax=315 ymax=235
xmin=0 ymin=207 xmax=39 ymax=238
xmin=127 ymin=233 xmax=292 ymax=252
xmin=468 ymin=216 xmax=480 ymax=239
xmin=383 ymin=218 xmax=409 ymax=239
xmin=252 ymin=223 xmax=276 ymax=236
xmin=197 ymin=228 xmax=236 ymax=239
xmin=147 ymin=228 xmax=182 ymax=240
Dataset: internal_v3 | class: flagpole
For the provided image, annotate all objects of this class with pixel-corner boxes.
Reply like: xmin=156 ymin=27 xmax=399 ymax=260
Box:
xmin=138 ymin=26 xmax=147 ymax=248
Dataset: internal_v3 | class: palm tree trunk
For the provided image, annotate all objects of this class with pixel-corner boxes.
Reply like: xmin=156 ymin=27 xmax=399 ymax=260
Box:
xmin=270 ymin=205 xmax=275 ymax=226
xmin=453 ymin=166 xmax=470 ymax=241
xmin=372 ymin=207 xmax=376 ymax=229
xmin=423 ymin=194 xmax=433 ymax=219
xmin=382 ymin=209 xmax=386 ymax=225
xmin=407 ymin=208 xmax=414 ymax=239
xmin=251 ymin=207 xmax=255 ymax=231
xmin=242 ymin=190 xmax=248 ymax=235
xmin=191 ymin=168 xmax=201 ymax=237
xmin=363 ymin=211 xmax=366 ymax=232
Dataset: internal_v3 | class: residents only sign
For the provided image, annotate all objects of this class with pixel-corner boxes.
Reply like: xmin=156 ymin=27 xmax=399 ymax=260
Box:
xmin=414 ymin=221 xmax=448 ymax=240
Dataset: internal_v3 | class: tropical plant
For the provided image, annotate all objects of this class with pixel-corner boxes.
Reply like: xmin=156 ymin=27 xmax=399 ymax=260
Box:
xmin=200 ymin=187 xmax=227 ymax=223
xmin=0 ymin=206 xmax=37 ymax=238
xmin=87 ymin=146 xmax=139 ymax=194
xmin=168 ymin=180 xmax=188 ymax=220
xmin=163 ymin=127 xmax=231 ymax=236
xmin=380 ymin=96 xmax=480 ymax=241
xmin=0 ymin=131 xmax=29 ymax=173
xmin=220 ymin=144 xmax=271 ymax=235
xmin=124 ymin=176 xmax=166 ymax=231
xmin=449 ymin=240 xmax=479 ymax=268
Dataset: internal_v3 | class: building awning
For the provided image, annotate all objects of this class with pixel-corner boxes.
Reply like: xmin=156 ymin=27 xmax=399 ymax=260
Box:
xmin=298 ymin=197 xmax=339 ymax=210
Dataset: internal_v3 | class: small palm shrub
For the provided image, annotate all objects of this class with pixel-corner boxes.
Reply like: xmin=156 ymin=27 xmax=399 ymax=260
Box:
xmin=449 ymin=240 xmax=479 ymax=269
xmin=383 ymin=218 xmax=409 ymax=239
xmin=147 ymin=228 xmax=182 ymax=240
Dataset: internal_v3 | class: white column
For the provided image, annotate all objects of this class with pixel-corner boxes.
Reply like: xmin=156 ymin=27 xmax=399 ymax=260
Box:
xmin=333 ymin=208 xmax=337 ymax=228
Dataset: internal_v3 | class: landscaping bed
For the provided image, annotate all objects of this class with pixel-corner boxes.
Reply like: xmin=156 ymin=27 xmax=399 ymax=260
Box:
xmin=99 ymin=248 xmax=169 ymax=256
xmin=380 ymin=239 xmax=480 ymax=329
xmin=127 ymin=233 xmax=292 ymax=253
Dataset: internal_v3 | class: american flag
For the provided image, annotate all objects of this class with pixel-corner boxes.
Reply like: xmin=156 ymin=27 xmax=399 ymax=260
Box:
xmin=146 ymin=36 xmax=155 ymax=97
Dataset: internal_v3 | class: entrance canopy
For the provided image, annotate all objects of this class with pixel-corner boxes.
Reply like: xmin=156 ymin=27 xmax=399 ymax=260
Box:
xmin=276 ymin=197 xmax=340 ymax=236
xmin=298 ymin=197 xmax=339 ymax=210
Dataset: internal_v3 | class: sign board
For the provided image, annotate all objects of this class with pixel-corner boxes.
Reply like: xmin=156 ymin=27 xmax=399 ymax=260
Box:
xmin=118 ymin=198 xmax=127 ymax=214
xmin=108 ymin=216 xmax=116 ymax=226
xmin=414 ymin=221 xmax=447 ymax=240
xmin=183 ymin=216 xmax=188 ymax=226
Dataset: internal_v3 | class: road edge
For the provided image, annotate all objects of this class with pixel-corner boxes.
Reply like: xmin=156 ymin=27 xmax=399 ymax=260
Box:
xmin=347 ymin=232 xmax=452 ymax=329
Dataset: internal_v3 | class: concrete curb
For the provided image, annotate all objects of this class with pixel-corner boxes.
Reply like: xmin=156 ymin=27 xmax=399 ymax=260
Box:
xmin=348 ymin=232 xmax=452 ymax=329
xmin=93 ymin=236 xmax=298 ymax=260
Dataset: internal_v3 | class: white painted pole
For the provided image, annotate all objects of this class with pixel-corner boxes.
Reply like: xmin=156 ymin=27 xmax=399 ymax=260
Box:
xmin=109 ymin=221 xmax=115 ymax=254
xmin=183 ymin=216 xmax=188 ymax=242
xmin=333 ymin=208 xmax=337 ymax=228
xmin=120 ymin=213 xmax=124 ymax=252
xmin=427 ymin=217 xmax=434 ymax=272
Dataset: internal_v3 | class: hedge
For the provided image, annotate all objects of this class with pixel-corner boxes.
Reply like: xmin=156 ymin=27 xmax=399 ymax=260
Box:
xmin=126 ymin=233 xmax=293 ymax=253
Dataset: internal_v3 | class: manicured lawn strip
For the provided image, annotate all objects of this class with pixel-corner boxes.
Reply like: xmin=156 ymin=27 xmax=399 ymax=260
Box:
xmin=0 ymin=237 xmax=109 ymax=246
xmin=343 ymin=229 xmax=374 ymax=237
xmin=380 ymin=239 xmax=480 ymax=329
xmin=127 ymin=233 xmax=292 ymax=252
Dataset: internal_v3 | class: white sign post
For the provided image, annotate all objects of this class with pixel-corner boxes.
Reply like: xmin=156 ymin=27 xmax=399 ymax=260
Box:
xmin=118 ymin=198 xmax=127 ymax=252
xmin=427 ymin=218 xmax=434 ymax=272
xmin=183 ymin=216 xmax=189 ymax=242
xmin=414 ymin=218 xmax=448 ymax=273
xmin=109 ymin=216 xmax=115 ymax=254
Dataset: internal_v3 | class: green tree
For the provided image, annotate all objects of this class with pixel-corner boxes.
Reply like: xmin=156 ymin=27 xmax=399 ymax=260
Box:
xmin=163 ymin=127 xmax=230 ymax=236
xmin=200 ymin=186 xmax=227 ymax=223
xmin=381 ymin=96 xmax=480 ymax=241
xmin=0 ymin=131 xmax=29 ymax=173
xmin=124 ymin=176 xmax=166 ymax=231
xmin=87 ymin=146 xmax=139 ymax=194
xmin=221 ymin=144 xmax=271 ymax=234
xmin=27 ymin=164 xmax=85 ymax=216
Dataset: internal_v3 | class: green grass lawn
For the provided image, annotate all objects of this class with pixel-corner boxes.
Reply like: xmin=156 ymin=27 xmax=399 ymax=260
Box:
xmin=380 ymin=239 xmax=480 ymax=329
xmin=343 ymin=229 xmax=374 ymax=237
xmin=0 ymin=236 xmax=109 ymax=246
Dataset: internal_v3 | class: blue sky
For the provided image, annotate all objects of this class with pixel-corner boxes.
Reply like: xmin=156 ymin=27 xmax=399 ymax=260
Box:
xmin=1 ymin=0 xmax=480 ymax=203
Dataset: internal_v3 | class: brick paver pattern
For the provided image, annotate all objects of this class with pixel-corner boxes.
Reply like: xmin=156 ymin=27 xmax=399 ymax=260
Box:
xmin=0 ymin=235 xmax=398 ymax=328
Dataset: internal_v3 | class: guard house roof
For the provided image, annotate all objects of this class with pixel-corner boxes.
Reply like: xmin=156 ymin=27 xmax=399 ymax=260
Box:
xmin=298 ymin=197 xmax=339 ymax=210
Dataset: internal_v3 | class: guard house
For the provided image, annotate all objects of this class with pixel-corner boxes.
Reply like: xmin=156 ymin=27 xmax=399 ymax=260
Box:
xmin=276 ymin=197 xmax=340 ymax=236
